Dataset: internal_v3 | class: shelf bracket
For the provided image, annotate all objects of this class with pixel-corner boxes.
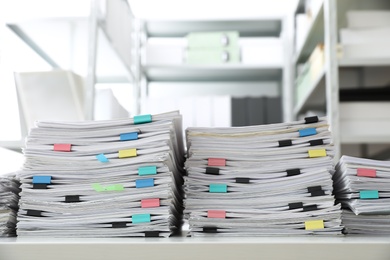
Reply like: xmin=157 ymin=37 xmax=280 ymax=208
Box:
xmin=324 ymin=0 xmax=341 ymax=160
xmin=6 ymin=24 xmax=60 ymax=69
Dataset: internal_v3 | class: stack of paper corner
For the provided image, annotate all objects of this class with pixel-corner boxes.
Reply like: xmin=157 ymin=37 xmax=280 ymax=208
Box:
xmin=339 ymin=10 xmax=390 ymax=59
xmin=16 ymin=111 xmax=185 ymax=237
xmin=0 ymin=173 xmax=20 ymax=237
xmin=184 ymin=116 xmax=343 ymax=236
xmin=334 ymin=155 xmax=390 ymax=235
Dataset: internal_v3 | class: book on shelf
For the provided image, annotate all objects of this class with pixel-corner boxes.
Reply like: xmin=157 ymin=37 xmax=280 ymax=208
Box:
xmin=231 ymin=96 xmax=282 ymax=127
xmin=185 ymin=31 xmax=240 ymax=65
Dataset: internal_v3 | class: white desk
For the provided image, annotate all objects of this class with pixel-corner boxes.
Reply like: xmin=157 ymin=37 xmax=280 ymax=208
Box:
xmin=1 ymin=236 xmax=390 ymax=260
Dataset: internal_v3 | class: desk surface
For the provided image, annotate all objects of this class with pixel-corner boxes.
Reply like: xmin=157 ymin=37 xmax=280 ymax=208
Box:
xmin=1 ymin=236 xmax=390 ymax=260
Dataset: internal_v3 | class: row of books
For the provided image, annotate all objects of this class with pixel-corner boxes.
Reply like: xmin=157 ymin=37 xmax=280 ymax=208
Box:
xmin=1 ymin=111 xmax=388 ymax=237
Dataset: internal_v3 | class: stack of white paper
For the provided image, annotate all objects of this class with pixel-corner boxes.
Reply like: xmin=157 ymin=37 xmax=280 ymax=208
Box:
xmin=340 ymin=10 xmax=390 ymax=59
xmin=333 ymin=155 xmax=390 ymax=234
xmin=184 ymin=116 xmax=343 ymax=236
xmin=16 ymin=111 xmax=185 ymax=237
xmin=0 ymin=173 xmax=20 ymax=237
xmin=346 ymin=10 xmax=390 ymax=29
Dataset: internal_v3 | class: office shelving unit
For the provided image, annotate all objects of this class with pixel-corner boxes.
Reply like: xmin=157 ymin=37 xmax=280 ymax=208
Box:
xmin=1 ymin=0 xmax=138 ymax=151
xmin=293 ymin=0 xmax=390 ymax=159
xmin=139 ymin=17 xmax=294 ymax=122
xmin=293 ymin=0 xmax=326 ymax=117
xmin=336 ymin=0 xmax=390 ymax=148
xmin=293 ymin=0 xmax=340 ymax=159
xmin=5 ymin=0 xmax=138 ymax=121
xmin=87 ymin=0 xmax=140 ymax=116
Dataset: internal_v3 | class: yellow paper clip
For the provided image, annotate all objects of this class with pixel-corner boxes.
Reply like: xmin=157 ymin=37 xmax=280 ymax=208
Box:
xmin=308 ymin=149 xmax=327 ymax=158
xmin=305 ymin=220 xmax=324 ymax=230
xmin=119 ymin=148 xmax=137 ymax=158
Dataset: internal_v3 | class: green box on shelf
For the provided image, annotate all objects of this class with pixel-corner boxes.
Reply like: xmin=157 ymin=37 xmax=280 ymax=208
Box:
xmin=295 ymin=64 xmax=311 ymax=105
xmin=187 ymin=31 xmax=239 ymax=49
xmin=186 ymin=48 xmax=240 ymax=64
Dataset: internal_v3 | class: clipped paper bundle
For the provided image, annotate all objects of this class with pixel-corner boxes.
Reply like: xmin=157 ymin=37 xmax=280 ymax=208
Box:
xmin=17 ymin=111 xmax=185 ymax=237
xmin=0 ymin=173 xmax=20 ymax=237
xmin=334 ymin=156 xmax=390 ymax=235
xmin=184 ymin=116 xmax=343 ymax=236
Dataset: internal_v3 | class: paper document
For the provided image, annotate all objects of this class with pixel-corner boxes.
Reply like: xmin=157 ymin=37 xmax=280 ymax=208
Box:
xmin=184 ymin=116 xmax=343 ymax=236
xmin=17 ymin=111 xmax=185 ymax=237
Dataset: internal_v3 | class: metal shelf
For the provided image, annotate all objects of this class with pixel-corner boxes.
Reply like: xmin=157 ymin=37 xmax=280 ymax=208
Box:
xmin=292 ymin=54 xmax=390 ymax=117
xmin=294 ymin=0 xmax=324 ymax=64
xmin=341 ymin=134 xmax=390 ymax=144
xmin=143 ymin=64 xmax=283 ymax=82
xmin=293 ymin=66 xmax=326 ymax=116
xmin=339 ymin=58 xmax=390 ymax=67
xmin=341 ymin=121 xmax=390 ymax=144
xmin=140 ymin=15 xmax=290 ymax=120
xmin=1 ymin=236 xmax=390 ymax=260
xmin=144 ymin=19 xmax=282 ymax=38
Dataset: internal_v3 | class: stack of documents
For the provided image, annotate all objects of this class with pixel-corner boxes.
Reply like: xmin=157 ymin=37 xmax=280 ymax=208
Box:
xmin=0 ymin=173 xmax=20 ymax=237
xmin=334 ymin=156 xmax=390 ymax=234
xmin=16 ymin=111 xmax=185 ymax=237
xmin=184 ymin=116 xmax=343 ymax=236
xmin=339 ymin=10 xmax=390 ymax=59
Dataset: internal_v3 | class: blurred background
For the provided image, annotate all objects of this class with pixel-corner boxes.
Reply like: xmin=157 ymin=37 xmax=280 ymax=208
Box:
xmin=1 ymin=0 xmax=390 ymax=173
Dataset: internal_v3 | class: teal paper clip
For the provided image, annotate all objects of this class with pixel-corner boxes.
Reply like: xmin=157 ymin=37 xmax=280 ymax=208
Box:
xmin=360 ymin=190 xmax=379 ymax=199
xmin=138 ymin=166 xmax=157 ymax=176
xmin=32 ymin=176 xmax=52 ymax=184
xmin=299 ymin=128 xmax=317 ymax=137
xmin=120 ymin=132 xmax=138 ymax=141
xmin=209 ymin=184 xmax=227 ymax=193
xmin=134 ymin=114 xmax=152 ymax=124
xmin=96 ymin=153 xmax=109 ymax=163
xmin=132 ymin=213 xmax=151 ymax=224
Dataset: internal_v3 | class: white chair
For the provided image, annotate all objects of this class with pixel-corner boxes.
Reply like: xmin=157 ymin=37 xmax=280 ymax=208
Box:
xmin=14 ymin=70 xmax=86 ymax=136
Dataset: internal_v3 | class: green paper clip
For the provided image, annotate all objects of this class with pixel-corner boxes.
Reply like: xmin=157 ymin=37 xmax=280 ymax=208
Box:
xmin=92 ymin=183 xmax=124 ymax=192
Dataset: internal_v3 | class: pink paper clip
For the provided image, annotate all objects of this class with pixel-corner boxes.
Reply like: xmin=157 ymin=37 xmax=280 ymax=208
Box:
xmin=208 ymin=158 xmax=226 ymax=167
xmin=207 ymin=210 xmax=226 ymax=219
xmin=141 ymin=198 xmax=160 ymax=208
xmin=357 ymin=168 xmax=376 ymax=178
xmin=53 ymin=143 xmax=72 ymax=152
